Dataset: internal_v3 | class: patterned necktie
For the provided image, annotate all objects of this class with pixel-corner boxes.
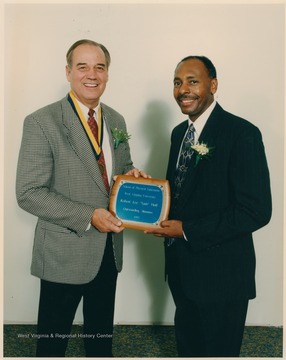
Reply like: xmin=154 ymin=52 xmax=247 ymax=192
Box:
xmin=87 ymin=109 xmax=110 ymax=192
xmin=173 ymin=123 xmax=195 ymax=202
xmin=167 ymin=123 xmax=195 ymax=247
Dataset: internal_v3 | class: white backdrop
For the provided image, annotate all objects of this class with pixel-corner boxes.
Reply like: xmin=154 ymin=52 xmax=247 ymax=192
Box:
xmin=4 ymin=2 xmax=284 ymax=326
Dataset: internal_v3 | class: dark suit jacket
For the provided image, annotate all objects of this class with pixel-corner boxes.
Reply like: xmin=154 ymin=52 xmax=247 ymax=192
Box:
xmin=166 ymin=103 xmax=272 ymax=302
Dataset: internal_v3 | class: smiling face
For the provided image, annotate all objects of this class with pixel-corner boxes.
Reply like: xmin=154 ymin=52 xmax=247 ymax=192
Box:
xmin=66 ymin=44 xmax=108 ymax=109
xmin=173 ymin=58 xmax=218 ymax=121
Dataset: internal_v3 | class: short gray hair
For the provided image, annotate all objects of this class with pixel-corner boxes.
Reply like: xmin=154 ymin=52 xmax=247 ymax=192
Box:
xmin=66 ymin=39 xmax=111 ymax=69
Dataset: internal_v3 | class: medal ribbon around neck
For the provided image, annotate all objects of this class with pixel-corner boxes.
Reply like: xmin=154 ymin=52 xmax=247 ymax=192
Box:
xmin=69 ymin=91 xmax=103 ymax=156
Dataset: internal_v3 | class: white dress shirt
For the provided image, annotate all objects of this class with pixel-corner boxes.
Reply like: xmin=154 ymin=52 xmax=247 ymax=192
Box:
xmin=177 ymin=100 xmax=217 ymax=168
xmin=77 ymin=101 xmax=113 ymax=232
xmin=77 ymin=101 xmax=113 ymax=183
xmin=178 ymin=100 xmax=216 ymax=241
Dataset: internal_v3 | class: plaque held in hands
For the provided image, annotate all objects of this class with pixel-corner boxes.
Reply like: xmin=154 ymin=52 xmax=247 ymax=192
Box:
xmin=109 ymin=175 xmax=170 ymax=230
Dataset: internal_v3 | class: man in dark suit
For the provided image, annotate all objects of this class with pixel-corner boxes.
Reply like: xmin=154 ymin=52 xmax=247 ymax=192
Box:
xmin=146 ymin=56 xmax=272 ymax=357
xmin=16 ymin=39 xmax=148 ymax=357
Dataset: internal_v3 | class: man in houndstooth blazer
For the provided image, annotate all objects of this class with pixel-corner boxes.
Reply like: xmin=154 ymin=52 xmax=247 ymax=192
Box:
xmin=16 ymin=39 xmax=147 ymax=357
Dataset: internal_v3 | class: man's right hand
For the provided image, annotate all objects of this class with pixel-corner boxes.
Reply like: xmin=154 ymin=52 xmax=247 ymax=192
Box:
xmin=91 ymin=208 xmax=124 ymax=233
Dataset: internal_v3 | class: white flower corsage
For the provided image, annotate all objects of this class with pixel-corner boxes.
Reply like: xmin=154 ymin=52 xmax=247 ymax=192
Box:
xmin=191 ymin=142 xmax=214 ymax=166
xmin=111 ymin=128 xmax=131 ymax=149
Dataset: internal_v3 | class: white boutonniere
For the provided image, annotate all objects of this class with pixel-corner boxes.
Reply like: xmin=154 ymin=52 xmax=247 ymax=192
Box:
xmin=111 ymin=128 xmax=131 ymax=149
xmin=191 ymin=142 xmax=215 ymax=166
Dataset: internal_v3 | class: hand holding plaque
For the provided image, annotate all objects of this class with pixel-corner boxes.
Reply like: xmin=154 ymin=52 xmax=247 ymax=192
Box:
xmin=109 ymin=175 xmax=170 ymax=230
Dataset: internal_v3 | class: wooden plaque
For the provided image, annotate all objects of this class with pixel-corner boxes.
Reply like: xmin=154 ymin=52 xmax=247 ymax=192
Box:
xmin=109 ymin=175 xmax=170 ymax=230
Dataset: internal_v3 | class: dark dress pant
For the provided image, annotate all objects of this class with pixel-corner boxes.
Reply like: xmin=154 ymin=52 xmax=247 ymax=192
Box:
xmin=36 ymin=234 xmax=117 ymax=357
xmin=166 ymin=244 xmax=249 ymax=357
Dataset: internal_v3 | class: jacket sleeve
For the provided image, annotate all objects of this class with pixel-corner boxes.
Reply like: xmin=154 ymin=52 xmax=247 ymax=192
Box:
xmin=16 ymin=115 xmax=95 ymax=236
xmin=182 ymin=125 xmax=272 ymax=252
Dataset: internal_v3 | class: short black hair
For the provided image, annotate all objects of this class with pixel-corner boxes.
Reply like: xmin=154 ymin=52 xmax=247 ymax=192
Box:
xmin=178 ymin=56 xmax=217 ymax=79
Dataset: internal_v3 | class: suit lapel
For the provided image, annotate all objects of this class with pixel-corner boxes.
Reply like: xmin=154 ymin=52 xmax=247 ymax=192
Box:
xmin=101 ymin=104 xmax=117 ymax=180
xmin=101 ymin=104 xmax=132 ymax=188
xmin=198 ymin=103 xmax=223 ymax=141
xmin=62 ymin=97 xmax=109 ymax=196
xmin=169 ymin=120 xmax=199 ymax=205
xmin=168 ymin=120 xmax=188 ymax=185
xmin=174 ymin=103 xmax=223 ymax=209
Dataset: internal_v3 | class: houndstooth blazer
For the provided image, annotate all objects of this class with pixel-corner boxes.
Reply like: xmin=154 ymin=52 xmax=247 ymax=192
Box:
xmin=16 ymin=95 xmax=134 ymax=284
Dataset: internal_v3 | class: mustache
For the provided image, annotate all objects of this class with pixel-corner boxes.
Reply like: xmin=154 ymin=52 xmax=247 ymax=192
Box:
xmin=177 ymin=95 xmax=199 ymax=101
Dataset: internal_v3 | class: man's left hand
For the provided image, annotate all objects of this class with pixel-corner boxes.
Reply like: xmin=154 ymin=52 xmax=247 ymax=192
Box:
xmin=144 ymin=220 xmax=183 ymax=238
xmin=113 ymin=168 xmax=151 ymax=181
xmin=125 ymin=168 xmax=151 ymax=178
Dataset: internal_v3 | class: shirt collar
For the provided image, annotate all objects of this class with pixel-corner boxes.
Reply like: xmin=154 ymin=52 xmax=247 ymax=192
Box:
xmin=77 ymin=100 xmax=101 ymax=122
xmin=188 ymin=100 xmax=216 ymax=137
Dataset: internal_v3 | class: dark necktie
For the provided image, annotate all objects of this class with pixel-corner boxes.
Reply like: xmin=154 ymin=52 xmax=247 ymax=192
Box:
xmin=87 ymin=109 xmax=110 ymax=192
xmin=167 ymin=123 xmax=195 ymax=247
xmin=173 ymin=123 xmax=195 ymax=202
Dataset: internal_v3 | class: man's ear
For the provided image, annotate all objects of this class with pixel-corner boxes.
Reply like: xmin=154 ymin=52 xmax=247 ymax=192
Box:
xmin=210 ymin=78 xmax=218 ymax=95
xmin=65 ymin=65 xmax=71 ymax=82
